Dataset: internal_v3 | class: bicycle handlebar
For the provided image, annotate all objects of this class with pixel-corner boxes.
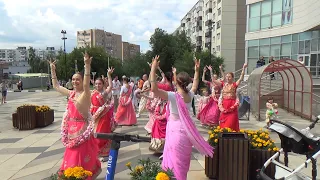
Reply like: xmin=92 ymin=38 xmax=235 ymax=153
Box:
xmin=94 ymin=132 xmax=151 ymax=143
xmin=308 ymin=115 xmax=320 ymax=129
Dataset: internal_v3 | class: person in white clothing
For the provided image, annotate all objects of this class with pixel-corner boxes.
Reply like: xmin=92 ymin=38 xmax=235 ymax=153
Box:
xmin=112 ymin=76 xmax=121 ymax=111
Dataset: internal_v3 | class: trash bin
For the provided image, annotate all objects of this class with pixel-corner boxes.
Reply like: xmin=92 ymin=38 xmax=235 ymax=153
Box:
xmin=218 ymin=132 xmax=249 ymax=180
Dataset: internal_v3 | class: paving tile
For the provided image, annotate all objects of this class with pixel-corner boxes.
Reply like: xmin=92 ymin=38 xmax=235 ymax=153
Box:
xmin=18 ymin=146 xmax=49 ymax=154
xmin=0 ymin=138 xmax=22 ymax=144
xmin=29 ymin=136 xmax=61 ymax=147
xmin=35 ymin=147 xmax=65 ymax=160
xmin=0 ymin=147 xmax=25 ymax=154
xmin=0 ymin=153 xmax=40 ymax=171
xmin=0 ymin=169 xmax=18 ymax=180
xmin=32 ymin=130 xmax=55 ymax=134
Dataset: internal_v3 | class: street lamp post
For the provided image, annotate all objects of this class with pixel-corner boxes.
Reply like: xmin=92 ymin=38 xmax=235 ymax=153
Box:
xmin=61 ymin=30 xmax=67 ymax=80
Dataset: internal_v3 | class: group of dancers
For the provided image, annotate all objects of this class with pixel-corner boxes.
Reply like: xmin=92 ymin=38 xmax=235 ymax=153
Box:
xmin=48 ymin=51 xmax=247 ymax=180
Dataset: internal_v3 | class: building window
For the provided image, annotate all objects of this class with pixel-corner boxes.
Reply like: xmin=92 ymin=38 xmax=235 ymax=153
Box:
xmin=217 ymin=0 xmax=221 ymax=4
xmin=216 ymin=45 xmax=220 ymax=51
xmin=248 ymin=0 xmax=292 ymax=32
xmin=217 ymin=20 xmax=221 ymax=29
xmin=217 ymin=33 xmax=220 ymax=39
xmin=218 ymin=8 xmax=221 ymax=16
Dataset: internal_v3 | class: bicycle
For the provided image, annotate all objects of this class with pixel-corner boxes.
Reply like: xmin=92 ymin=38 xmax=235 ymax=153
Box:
xmin=94 ymin=132 xmax=151 ymax=180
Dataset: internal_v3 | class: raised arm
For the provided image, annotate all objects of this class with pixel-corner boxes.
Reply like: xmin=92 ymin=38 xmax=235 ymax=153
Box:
xmin=236 ymin=64 xmax=247 ymax=86
xmin=219 ymin=65 xmax=225 ymax=80
xmin=104 ymin=67 xmax=114 ymax=96
xmin=191 ymin=58 xmax=200 ymax=93
xmin=202 ymin=67 xmax=210 ymax=85
xmin=150 ymin=55 xmax=168 ymax=100
xmin=48 ymin=59 xmax=69 ymax=96
xmin=172 ymin=67 xmax=177 ymax=85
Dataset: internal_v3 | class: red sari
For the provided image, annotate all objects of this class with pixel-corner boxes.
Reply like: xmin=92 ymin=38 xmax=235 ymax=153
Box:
xmin=218 ymin=81 xmax=240 ymax=131
xmin=148 ymin=83 xmax=173 ymax=152
xmin=91 ymin=90 xmax=114 ymax=157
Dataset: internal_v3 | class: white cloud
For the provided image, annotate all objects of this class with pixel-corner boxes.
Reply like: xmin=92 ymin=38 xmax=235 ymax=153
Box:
xmin=0 ymin=31 xmax=5 ymax=36
xmin=0 ymin=0 xmax=196 ymax=52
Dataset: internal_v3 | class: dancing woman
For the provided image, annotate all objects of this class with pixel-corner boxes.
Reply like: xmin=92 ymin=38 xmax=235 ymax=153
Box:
xmin=148 ymin=71 xmax=174 ymax=153
xmin=149 ymin=55 xmax=213 ymax=180
xmin=212 ymin=64 xmax=247 ymax=131
xmin=48 ymin=52 xmax=101 ymax=179
xmin=91 ymin=68 xmax=114 ymax=159
xmin=115 ymin=76 xmax=137 ymax=126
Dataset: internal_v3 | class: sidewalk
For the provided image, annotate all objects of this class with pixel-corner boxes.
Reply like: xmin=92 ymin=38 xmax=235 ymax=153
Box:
xmin=0 ymin=91 xmax=318 ymax=179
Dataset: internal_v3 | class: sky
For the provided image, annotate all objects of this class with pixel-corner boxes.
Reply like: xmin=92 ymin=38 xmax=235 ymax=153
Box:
xmin=0 ymin=0 xmax=196 ymax=52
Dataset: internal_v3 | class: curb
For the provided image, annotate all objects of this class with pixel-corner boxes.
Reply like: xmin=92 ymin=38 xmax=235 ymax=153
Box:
xmin=7 ymin=90 xmax=49 ymax=93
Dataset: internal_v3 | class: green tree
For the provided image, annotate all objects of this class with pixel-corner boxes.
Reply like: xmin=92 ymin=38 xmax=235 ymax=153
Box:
xmin=122 ymin=53 xmax=150 ymax=77
xmin=27 ymin=47 xmax=42 ymax=73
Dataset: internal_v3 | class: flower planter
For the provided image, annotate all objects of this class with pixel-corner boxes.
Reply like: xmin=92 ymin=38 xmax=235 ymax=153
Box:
xmin=205 ymin=147 xmax=218 ymax=179
xmin=249 ymin=149 xmax=277 ymax=180
xmin=36 ymin=109 xmax=54 ymax=127
xmin=16 ymin=106 xmax=36 ymax=130
xmin=12 ymin=112 xmax=18 ymax=128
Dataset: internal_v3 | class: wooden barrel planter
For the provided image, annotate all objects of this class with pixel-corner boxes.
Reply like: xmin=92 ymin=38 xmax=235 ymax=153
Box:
xmin=249 ymin=149 xmax=277 ymax=180
xmin=17 ymin=106 xmax=36 ymax=130
xmin=36 ymin=109 xmax=54 ymax=127
xmin=205 ymin=147 xmax=218 ymax=179
xmin=218 ymin=133 xmax=249 ymax=180
xmin=12 ymin=113 xmax=18 ymax=128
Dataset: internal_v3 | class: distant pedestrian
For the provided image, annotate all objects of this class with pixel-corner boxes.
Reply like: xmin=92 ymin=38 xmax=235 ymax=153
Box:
xmin=1 ymin=80 xmax=8 ymax=104
xmin=256 ymin=56 xmax=265 ymax=68
xmin=269 ymin=57 xmax=275 ymax=80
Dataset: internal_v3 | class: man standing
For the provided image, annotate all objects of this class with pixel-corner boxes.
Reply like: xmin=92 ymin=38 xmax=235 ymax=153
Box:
xmin=1 ymin=80 xmax=8 ymax=104
xmin=112 ymin=76 xmax=121 ymax=111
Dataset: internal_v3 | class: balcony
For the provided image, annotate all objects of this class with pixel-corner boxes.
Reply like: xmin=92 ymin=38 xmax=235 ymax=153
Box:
xmin=181 ymin=23 xmax=185 ymax=27
xmin=196 ymin=36 xmax=202 ymax=41
xmin=205 ymin=31 xmax=211 ymax=37
xmin=196 ymin=26 xmax=202 ymax=32
xmin=196 ymin=6 xmax=202 ymax=12
xmin=205 ymin=8 xmax=212 ymax=14
xmin=187 ymin=17 xmax=191 ymax=21
xmin=197 ymin=16 xmax=202 ymax=21
xmin=205 ymin=20 xmax=213 ymax=26
xmin=205 ymin=42 xmax=211 ymax=48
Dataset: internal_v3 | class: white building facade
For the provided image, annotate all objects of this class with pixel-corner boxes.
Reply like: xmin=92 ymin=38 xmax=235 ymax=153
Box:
xmin=177 ymin=0 xmax=247 ymax=72
xmin=245 ymin=0 xmax=320 ymax=77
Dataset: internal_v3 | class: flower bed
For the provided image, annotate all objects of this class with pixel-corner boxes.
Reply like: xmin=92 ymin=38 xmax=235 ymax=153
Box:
xmin=12 ymin=104 xmax=54 ymax=130
xmin=205 ymin=126 xmax=279 ymax=179
xmin=50 ymin=166 xmax=92 ymax=180
xmin=126 ymin=158 xmax=173 ymax=180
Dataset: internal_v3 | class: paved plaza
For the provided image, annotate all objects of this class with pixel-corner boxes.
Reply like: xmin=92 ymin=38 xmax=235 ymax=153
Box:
xmin=0 ymin=92 xmax=319 ymax=180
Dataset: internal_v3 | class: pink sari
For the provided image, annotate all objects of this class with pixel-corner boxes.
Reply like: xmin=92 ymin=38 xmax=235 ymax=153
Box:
xmin=197 ymin=96 xmax=220 ymax=126
xmin=144 ymin=92 xmax=155 ymax=133
xmin=115 ymin=85 xmax=137 ymax=125
xmin=91 ymin=90 xmax=114 ymax=157
xmin=162 ymin=93 xmax=214 ymax=180
xmin=60 ymin=91 xmax=101 ymax=179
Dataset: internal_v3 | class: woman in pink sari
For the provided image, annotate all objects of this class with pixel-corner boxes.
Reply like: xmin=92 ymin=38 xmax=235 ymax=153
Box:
xmin=115 ymin=76 xmax=137 ymax=125
xmin=48 ymin=52 xmax=101 ymax=179
xmin=212 ymin=63 xmax=247 ymax=131
xmin=149 ymin=55 xmax=213 ymax=180
xmin=197 ymin=86 xmax=220 ymax=126
xmin=91 ymin=68 xmax=114 ymax=160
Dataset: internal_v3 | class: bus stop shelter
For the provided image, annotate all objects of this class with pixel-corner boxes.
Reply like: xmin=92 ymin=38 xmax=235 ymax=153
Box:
xmin=248 ymin=59 xmax=313 ymax=120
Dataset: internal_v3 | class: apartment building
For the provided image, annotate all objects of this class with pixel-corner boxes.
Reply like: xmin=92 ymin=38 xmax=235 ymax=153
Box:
xmin=122 ymin=42 xmax=141 ymax=60
xmin=77 ymin=29 xmax=123 ymax=60
xmin=35 ymin=47 xmax=59 ymax=60
xmin=245 ymin=0 xmax=320 ymax=78
xmin=0 ymin=47 xmax=28 ymax=62
xmin=176 ymin=0 xmax=247 ymax=72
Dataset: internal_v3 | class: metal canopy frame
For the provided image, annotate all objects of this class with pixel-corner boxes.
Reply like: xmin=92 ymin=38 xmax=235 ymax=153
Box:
xmin=248 ymin=59 xmax=313 ymax=120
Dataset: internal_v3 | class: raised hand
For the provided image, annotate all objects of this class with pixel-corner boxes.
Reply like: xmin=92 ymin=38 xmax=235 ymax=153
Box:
xmin=172 ymin=67 xmax=177 ymax=74
xmin=47 ymin=59 xmax=57 ymax=71
xmin=219 ymin=65 xmax=223 ymax=69
xmin=107 ymin=67 xmax=114 ymax=75
xmin=82 ymin=51 xmax=92 ymax=65
xmin=243 ymin=63 xmax=248 ymax=69
xmin=203 ymin=66 xmax=207 ymax=72
xmin=206 ymin=65 xmax=212 ymax=71
xmin=194 ymin=58 xmax=200 ymax=71
xmin=151 ymin=55 xmax=160 ymax=69
xmin=147 ymin=62 xmax=151 ymax=68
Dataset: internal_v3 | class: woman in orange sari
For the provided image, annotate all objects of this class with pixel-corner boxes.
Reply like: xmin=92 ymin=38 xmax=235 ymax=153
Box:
xmin=48 ymin=52 xmax=101 ymax=179
xmin=115 ymin=76 xmax=137 ymax=125
xmin=91 ymin=68 xmax=114 ymax=161
xmin=212 ymin=64 xmax=247 ymax=131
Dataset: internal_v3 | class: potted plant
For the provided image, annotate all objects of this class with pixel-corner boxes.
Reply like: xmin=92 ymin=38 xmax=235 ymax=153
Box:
xmin=205 ymin=126 xmax=234 ymax=179
xmin=35 ymin=105 xmax=54 ymax=127
xmin=50 ymin=167 xmax=92 ymax=180
xmin=13 ymin=104 xmax=37 ymax=130
xmin=126 ymin=158 xmax=174 ymax=180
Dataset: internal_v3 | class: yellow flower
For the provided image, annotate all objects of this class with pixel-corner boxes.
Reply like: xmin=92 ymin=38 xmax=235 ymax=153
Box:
xmin=135 ymin=165 xmax=144 ymax=173
xmin=126 ymin=162 xmax=131 ymax=167
xmin=210 ymin=134 xmax=214 ymax=139
xmin=258 ymin=143 xmax=262 ymax=147
xmin=273 ymin=147 xmax=279 ymax=151
xmin=156 ymin=172 xmax=170 ymax=180
xmin=214 ymin=139 xmax=218 ymax=143
xmin=217 ymin=126 xmax=221 ymax=130
xmin=208 ymin=131 xmax=212 ymax=135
